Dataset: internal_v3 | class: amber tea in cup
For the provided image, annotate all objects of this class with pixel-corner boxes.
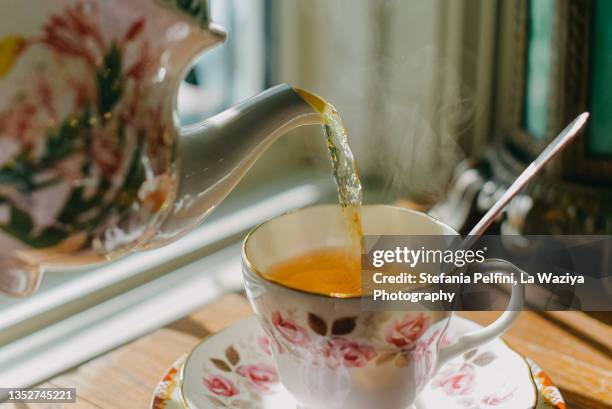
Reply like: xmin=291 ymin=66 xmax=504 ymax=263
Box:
xmin=264 ymin=248 xmax=362 ymax=297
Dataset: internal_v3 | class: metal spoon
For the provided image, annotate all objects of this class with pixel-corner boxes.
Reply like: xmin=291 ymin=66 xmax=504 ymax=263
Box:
xmin=467 ymin=112 xmax=590 ymax=239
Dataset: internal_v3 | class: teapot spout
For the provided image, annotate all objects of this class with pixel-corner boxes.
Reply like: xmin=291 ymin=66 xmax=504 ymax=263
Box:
xmin=155 ymin=84 xmax=323 ymax=243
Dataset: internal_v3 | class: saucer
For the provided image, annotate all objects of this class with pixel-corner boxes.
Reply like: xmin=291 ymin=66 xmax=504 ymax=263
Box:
xmin=158 ymin=316 xmax=565 ymax=409
xmin=151 ymin=355 xmax=187 ymax=409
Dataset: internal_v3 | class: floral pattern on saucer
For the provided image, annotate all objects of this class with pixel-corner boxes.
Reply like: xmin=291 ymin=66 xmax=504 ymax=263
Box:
xmin=528 ymin=359 xmax=566 ymax=409
xmin=150 ymin=355 xmax=186 ymax=409
xmin=176 ymin=316 xmax=566 ymax=409
xmin=181 ymin=319 xmax=293 ymax=409
xmin=421 ymin=349 xmax=521 ymax=408
xmin=416 ymin=318 xmax=535 ymax=409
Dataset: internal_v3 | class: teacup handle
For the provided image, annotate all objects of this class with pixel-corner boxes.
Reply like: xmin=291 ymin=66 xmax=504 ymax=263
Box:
xmin=435 ymin=259 xmax=525 ymax=372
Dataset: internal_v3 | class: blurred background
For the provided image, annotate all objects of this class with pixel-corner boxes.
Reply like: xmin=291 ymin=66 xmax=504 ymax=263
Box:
xmin=0 ymin=0 xmax=610 ymax=391
xmin=182 ymin=0 xmax=611 ymax=235
xmin=182 ymin=0 xmax=466 ymax=210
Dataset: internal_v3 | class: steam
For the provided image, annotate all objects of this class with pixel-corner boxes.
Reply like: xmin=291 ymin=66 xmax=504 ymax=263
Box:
xmin=370 ymin=47 xmax=477 ymax=205
xmin=281 ymin=0 xmax=481 ymax=206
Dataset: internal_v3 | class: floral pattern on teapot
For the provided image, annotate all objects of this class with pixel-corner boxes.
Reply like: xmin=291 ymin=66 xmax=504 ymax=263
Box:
xmin=0 ymin=0 xmax=183 ymax=264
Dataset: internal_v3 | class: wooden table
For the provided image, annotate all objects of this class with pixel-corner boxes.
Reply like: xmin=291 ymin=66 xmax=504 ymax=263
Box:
xmin=6 ymin=294 xmax=611 ymax=409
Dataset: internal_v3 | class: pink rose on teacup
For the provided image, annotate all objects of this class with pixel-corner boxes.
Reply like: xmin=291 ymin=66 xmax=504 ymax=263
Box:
xmin=433 ymin=363 xmax=476 ymax=396
xmin=323 ymin=338 xmax=377 ymax=369
xmin=203 ymin=374 xmax=239 ymax=397
xmin=237 ymin=363 xmax=279 ymax=393
xmin=271 ymin=312 xmax=310 ymax=347
xmin=385 ymin=313 xmax=430 ymax=349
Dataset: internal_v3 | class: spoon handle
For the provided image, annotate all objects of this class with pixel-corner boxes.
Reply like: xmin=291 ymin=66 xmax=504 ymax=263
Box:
xmin=467 ymin=112 xmax=590 ymax=238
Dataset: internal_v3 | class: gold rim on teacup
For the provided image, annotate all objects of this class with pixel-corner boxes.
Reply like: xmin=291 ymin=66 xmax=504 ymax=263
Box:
xmin=241 ymin=203 xmax=459 ymax=299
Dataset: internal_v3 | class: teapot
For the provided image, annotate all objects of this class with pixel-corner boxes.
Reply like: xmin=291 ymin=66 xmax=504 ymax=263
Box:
xmin=0 ymin=0 xmax=324 ymax=296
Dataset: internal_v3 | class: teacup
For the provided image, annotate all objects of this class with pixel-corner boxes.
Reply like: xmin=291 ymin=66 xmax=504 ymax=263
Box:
xmin=242 ymin=204 xmax=524 ymax=409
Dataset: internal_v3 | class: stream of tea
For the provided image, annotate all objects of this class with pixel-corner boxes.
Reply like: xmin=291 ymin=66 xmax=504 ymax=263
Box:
xmin=321 ymin=102 xmax=364 ymax=254
xmin=295 ymin=90 xmax=364 ymax=257
xmin=265 ymin=89 xmax=364 ymax=297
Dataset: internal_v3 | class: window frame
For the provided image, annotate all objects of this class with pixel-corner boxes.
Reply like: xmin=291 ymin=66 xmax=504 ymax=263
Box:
xmin=494 ymin=0 xmax=612 ymax=184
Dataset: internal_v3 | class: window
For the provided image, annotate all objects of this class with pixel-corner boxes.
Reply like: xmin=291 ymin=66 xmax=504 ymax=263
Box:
xmin=523 ymin=0 xmax=555 ymax=140
xmin=588 ymin=0 xmax=612 ymax=155
xmin=178 ymin=0 xmax=267 ymax=124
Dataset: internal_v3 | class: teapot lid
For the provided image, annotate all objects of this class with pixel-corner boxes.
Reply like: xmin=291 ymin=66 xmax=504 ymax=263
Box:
xmin=158 ymin=0 xmax=211 ymax=28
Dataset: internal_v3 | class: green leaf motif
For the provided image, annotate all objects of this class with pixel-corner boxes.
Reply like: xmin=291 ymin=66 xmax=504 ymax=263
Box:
xmin=57 ymin=185 xmax=106 ymax=230
xmin=1 ymin=205 xmax=68 ymax=248
xmin=0 ymin=155 xmax=37 ymax=192
xmin=122 ymin=136 xmax=146 ymax=195
xmin=41 ymin=110 xmax=91 ymax=166
xmin=96 ymin=42 xmax=123 ymax=115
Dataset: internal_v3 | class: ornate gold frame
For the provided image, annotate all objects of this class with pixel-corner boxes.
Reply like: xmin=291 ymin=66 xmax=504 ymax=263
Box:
xmin=494 ymin=0 xmax=611 ymax=184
